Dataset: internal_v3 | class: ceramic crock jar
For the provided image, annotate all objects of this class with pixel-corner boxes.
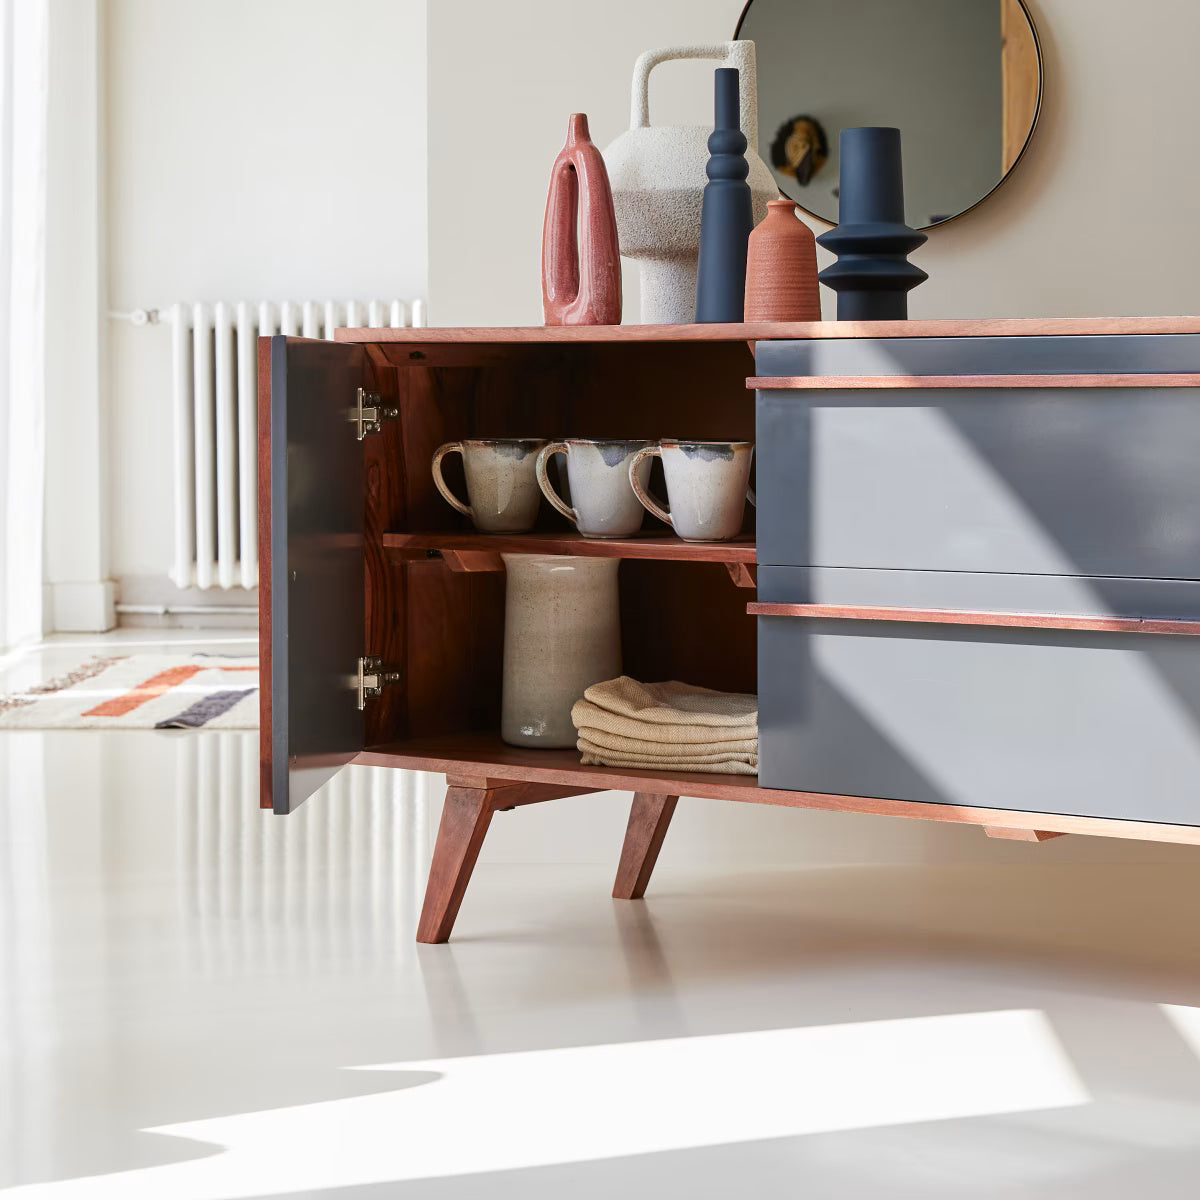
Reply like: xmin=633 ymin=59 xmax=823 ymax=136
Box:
xmin=500 ymin=554 xmax=621 ymax=748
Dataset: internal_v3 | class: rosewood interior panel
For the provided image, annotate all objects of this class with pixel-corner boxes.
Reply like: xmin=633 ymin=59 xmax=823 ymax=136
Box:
xmin=362 ymin=337 xmax=762 ymax=751
xmin=619 ymin=561 xmax=757 ymax=697
xmin=401 ymin=558 xmax=505 ymax=740
xmin=377 ymin=340 xmax=757 ymax=540
xmin=373 ymin=557 xmax=758 ymax=750
xmin=362 ymin=347 xmax=407 ymax=747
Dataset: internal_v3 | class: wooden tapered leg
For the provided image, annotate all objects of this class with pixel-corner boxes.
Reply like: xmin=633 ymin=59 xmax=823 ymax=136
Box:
xmin=417 ymin=780 xmax=598 ymax=943
xmin=417 ymin=786 xmax=496 ymax=943
xmin=613 ymin=792 xmax=679 ymax=900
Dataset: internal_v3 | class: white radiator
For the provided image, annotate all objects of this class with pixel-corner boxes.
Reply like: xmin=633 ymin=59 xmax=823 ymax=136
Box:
xmin=169 ymin=298 xmax=426 ymax=591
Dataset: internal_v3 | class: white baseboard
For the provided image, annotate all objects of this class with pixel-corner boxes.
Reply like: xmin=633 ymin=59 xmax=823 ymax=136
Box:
xmin=114 ymin=575 xmax=258 ymax=629
xmin=47 ymin=580 xmax=118 ymax=632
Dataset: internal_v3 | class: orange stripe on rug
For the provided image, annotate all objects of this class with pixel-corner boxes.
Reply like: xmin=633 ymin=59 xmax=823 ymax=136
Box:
xmin=83 ymin=665 xmax=206 ymax=718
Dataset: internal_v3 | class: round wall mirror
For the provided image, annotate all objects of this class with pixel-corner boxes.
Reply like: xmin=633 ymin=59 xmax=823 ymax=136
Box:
xmin=734 ymin=0 xmax=1042 ymax=229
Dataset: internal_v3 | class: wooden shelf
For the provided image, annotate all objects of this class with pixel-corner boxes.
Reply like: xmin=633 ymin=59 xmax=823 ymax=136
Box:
xmin=359 ymin=733 xmax=765 ymax=803
xmin=354 ymin=732 xmax=1200 ymax=846
xmin=383 ymin=531 xmax=756 ymax=564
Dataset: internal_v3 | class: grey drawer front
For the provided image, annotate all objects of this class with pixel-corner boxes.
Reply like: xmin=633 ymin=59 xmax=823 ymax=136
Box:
xmin=755 ymin=334 xmax=1200 ymax=378
xmin=756 ymin=386 xmax=1200 ymax=577
xmin=756 ymin=600 xmax=1200 ymax=826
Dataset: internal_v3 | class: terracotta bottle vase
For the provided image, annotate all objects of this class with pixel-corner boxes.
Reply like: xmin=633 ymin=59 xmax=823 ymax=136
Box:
xmin=542 ymin=113 xmax=622 ymax=326
xmin=744 ymin=199 xmax=820 ymax=322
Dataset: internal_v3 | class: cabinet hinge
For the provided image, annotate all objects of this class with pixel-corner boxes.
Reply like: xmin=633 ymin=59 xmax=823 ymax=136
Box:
xmin=356 ymin=655 xmax=403 ymax=710
xmin=350 ymin=387 xmax=399 ymax=440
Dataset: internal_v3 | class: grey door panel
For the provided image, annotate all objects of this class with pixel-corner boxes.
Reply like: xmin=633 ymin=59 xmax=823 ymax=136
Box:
xmin=264 ymin=336 xmax=366 ymax=815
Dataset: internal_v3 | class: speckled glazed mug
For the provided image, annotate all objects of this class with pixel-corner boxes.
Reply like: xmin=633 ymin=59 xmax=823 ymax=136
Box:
xmin=628 ymin=440 xmax=755 ymax=542
xmin=535 ymin=439 xmax=653 ymax=538
xmin=431 ymin=438 xmax=547 ymax=532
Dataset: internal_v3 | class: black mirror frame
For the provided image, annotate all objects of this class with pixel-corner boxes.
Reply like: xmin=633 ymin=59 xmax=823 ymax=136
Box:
xmin=732 ymin=0 xmax=1044 ymax=231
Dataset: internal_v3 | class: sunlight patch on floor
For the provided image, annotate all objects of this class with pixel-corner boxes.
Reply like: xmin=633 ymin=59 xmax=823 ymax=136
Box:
xmin=4 ymin=1009 xmax=1087 ymax=1198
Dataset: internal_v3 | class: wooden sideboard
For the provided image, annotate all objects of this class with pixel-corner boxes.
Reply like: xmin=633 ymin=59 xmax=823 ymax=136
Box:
xmin=259 ymin=317 xmax=1200 ymax=943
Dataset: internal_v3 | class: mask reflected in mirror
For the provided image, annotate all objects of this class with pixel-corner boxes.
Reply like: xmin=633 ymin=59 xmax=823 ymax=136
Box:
xmin=736 ymin=0 xmax=1042 ymax=229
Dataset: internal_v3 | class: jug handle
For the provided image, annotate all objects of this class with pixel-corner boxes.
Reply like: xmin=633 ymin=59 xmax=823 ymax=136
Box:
xmin=630 ymin=41 xmax=759 ymax=143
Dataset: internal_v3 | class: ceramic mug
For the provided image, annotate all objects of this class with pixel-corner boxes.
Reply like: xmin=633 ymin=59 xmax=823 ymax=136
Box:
xmin=535 ymin=439 xmax=653 ymax=539
xmin=431 ymin=438 xmax=547 ymax=533
xmin=628 ymin=440 xmax=755 ymax=542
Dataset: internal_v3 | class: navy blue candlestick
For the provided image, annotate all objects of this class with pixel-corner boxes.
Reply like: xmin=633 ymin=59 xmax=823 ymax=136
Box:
xmin=695 ymin=68 xmax=754 ymax=323
xmin=817 ymin=127 xmax=927 ymax=320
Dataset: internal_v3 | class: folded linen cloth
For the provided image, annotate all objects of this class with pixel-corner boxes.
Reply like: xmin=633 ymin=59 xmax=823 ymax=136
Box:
xmin=578 ymin=742 xmax=758 ymax=775
xmin=577 ymin=724 xmax=759 ymax=757
xmin=577 ymin=735 xmax=758 ymax=767
xmin=573 ymin=677 xmax=759 ymax=775
xmin=571 ymin=677 xmax=758 ymax=744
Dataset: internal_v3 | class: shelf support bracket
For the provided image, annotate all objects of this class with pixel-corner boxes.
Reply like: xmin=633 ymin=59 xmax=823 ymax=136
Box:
xmin=441 ymin=549 xmax=506 ymax=573
xmin=983 ymin=826 xmax=1066 ymax=842
xmin=725 ymin=562 xmax=757 ymax=589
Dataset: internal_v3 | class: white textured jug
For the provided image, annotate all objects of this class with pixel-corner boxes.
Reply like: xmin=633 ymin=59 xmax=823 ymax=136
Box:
xmin=603 ymin=41 xmax=776 ymax=324
xmin=500 ymin=554 xmax=621 ymax=748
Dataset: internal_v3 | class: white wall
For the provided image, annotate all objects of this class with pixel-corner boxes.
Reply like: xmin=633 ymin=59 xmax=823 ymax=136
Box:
xmin=428 ymin=0 xmax=739 ymax=327
xmin=43 ymin=0 xmax=113 ymax=633
xmin=103 ymin=0 xmax=428 ymax=599
xmin=429 ymin=0 xmax=1200 ymax=327
xmin=426 ymin=0 xmax=1200 ymax=868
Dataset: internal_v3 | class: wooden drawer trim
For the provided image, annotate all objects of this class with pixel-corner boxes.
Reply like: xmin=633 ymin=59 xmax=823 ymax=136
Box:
xmin=747 ymin=373 xmax=1200 ymax=390
xmin=748 ymin=601 xmax=1200 ymax=636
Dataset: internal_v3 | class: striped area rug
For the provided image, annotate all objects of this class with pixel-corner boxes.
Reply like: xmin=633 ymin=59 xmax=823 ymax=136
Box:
xmin=0 ymin=654 xmax=259 ymax=730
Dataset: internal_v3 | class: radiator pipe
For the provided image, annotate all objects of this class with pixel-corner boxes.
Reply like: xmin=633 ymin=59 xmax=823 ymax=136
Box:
xmin=107 ymin=299 xmax=428 ymax=327
xmin=116 ymin=603 xmax=257 ymax=617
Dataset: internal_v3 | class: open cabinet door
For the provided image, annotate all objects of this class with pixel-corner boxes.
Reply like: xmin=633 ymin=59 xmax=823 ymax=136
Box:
xmin=260 ymin=335 xmax=366 ymax=814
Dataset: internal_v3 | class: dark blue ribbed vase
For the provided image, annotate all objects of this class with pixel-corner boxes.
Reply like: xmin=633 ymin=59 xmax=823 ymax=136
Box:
xmin=695 ymin=68 xmax=754 ymax=323
xmin=817 ymin=127 xmax=927 ymax=320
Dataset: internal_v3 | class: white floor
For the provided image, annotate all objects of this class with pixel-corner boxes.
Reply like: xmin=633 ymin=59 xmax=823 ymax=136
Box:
xmin=4 ymin=634 xmax=1200 ymax=1197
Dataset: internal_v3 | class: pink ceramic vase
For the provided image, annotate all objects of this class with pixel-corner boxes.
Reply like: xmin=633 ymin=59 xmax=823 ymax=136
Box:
xmin=542 ymin=114 xmax=622 ymax=326
xmin=744 ymin=199 xmax=820 ymax=322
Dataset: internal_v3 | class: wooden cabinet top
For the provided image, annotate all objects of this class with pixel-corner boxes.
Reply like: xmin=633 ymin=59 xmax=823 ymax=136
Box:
xmin=334 ymin=316 xmax=1200 ymax=345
